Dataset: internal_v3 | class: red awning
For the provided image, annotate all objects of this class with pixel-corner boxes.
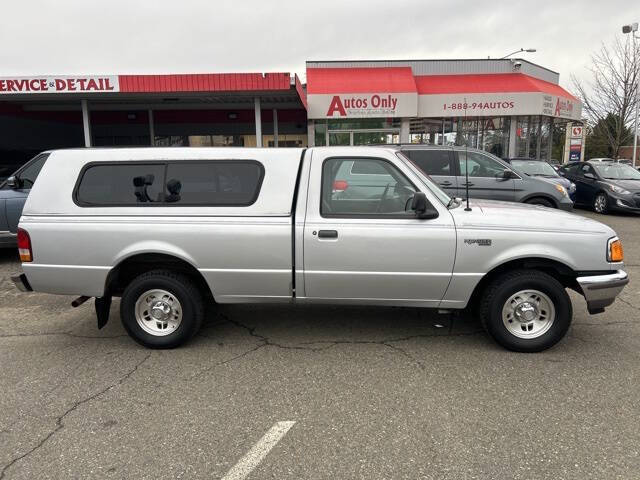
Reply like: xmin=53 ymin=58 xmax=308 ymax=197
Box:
xmin=415 ymin=73 xmax=577 ymax=100
xmin=118 ymin=73 xmax=292 ymax=93
xmin=306 ymin=67 xmax=417 ymax=94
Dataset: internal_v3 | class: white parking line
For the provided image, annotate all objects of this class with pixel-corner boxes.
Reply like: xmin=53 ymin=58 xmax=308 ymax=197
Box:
xmin=221 ymin=421 xmax=296 ymax=480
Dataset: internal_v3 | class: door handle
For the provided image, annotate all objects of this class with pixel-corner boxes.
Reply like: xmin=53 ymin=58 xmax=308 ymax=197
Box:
xmin=438 ymin=181 xmax=452 ymax=186
xmin=462 ymin=182 xmax=475 ymax=187
xmin=317 ymin=230 xmax=338 ymax=239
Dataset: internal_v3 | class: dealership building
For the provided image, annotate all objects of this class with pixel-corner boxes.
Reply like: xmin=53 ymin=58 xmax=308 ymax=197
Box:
xmin=0 ymin=58 xmax=582 ymax=175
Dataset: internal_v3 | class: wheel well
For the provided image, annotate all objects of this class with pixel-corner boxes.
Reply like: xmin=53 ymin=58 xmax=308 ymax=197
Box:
xmin=105 ymin=253 xmax=213 ymax=300
xmin=523 ymin=195 xmax=557 ymax=207
xmin=466 ymin=258 xmax=577 ymax=310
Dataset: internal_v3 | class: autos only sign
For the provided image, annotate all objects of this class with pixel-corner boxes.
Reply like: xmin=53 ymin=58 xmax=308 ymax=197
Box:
xmin=307 ymin=92 xmax=417 ymax=118
xmin=0 ymin=76 xmax=119 ymax=94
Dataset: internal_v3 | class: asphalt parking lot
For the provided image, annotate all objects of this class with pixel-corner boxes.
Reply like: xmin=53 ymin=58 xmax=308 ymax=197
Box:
xmin=1 ymin=209 xmax=639 ymax=480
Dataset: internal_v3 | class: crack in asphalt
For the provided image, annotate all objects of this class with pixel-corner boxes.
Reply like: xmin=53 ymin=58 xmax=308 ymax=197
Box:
xmin=194 ymin=314 xmax=483 ymax=375
xmin=616 ymin=297 xmax=640 ymax=312
xmin=0 ymin=354 xmax=151 ymax=480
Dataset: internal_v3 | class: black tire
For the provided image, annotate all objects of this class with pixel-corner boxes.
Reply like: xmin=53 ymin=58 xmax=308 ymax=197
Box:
xmin=525 ymin=197 xmax=554 ymax=208
xmin=593 ymin=192 xmax=609 ymax=214
xmin=120 ymin=270 xmax=204 ymax=349
xmin=479 ymin=269 xmax=572 ymax=352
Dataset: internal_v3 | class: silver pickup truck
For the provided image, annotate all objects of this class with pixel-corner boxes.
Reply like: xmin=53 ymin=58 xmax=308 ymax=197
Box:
xmin=12 ymin=147 xmax=628 ymax=352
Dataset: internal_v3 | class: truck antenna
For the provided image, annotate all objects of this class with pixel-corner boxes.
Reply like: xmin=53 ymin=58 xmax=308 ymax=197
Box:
xmin=464 ymin=98 xmax=472 ymax=211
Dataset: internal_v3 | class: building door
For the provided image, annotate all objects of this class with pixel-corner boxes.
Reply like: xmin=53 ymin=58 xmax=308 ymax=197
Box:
xmin=329 ymin=132 xmax=351 ymax=146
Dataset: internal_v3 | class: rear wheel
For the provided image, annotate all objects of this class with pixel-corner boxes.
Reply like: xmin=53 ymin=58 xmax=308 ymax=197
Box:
xmin=120 ymin=270 xmax=204 ymax=348
xmin=525 ymin=197 xmax=554 ymax=208
xmin=593 ymin=192 xmax=608 ymax=214
xmin=479 ymin=270 xmax=572 ymax=352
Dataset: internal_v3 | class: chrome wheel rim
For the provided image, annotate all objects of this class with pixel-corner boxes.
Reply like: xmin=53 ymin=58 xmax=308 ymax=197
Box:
xmin=135 ymin=289 xmax=183 ymax=336
xmin=594 ymin=194 xmax=606 ymax=213
xmin=502 ymin=289 xmax=555 ymax=339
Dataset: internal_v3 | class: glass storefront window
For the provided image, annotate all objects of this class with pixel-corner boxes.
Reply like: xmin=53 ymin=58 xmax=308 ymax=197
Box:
xmin=353 ymin=132 xmax=400 ymax=145
xmin=478 ymin=117 xmax=510 ymax=158
xmin=326 ymin=118 xmax=400 ymax=130
xmin=539 ymin=117 xmax=551 ymax=160
xmin=314 ymin=121 xmax=327 ymax=146
xmin=515 ymin=116 xmax=529 ymax=157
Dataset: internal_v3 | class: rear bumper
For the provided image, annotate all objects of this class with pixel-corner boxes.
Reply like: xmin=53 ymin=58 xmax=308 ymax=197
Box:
xmin=576 ymin=270 xmax=628 ymax=314
xmin=11 ymin=273 xmax=33 ymax=292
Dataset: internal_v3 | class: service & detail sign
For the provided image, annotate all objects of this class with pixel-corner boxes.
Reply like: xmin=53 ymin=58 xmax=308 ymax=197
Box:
xmin=0 ymin=76 xmax=119 ymax=94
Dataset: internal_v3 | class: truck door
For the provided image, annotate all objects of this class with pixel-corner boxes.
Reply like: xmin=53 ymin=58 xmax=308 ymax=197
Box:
xmin=302 ymin=151 xmax=456 ymax=307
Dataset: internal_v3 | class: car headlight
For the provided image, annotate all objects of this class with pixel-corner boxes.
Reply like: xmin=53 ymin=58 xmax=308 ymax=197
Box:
xmin=569 ymin=182 xmax=576 ymax=193
xmin=554 ymin=184 xmax=568 ymax=197
xmin=607 ymin=184 xmax=631 ymax=195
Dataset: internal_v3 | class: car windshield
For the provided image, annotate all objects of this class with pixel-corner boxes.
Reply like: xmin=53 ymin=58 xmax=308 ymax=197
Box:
xmin=396 ymin=152 xmax=452 ymax=206
xmin=592 ymin=163 xmax=640 ymax=180
xmin=510 ymin=160 xmax=558 ymax=177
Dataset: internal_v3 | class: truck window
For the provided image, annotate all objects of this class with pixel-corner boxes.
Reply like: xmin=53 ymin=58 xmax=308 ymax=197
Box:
xmin=322 ymin=157 xmax=416 ymax=217
xmin=76 ymin=164 xmax=165 ymax=205
xmin=75 ymin=160 xmax=264 ymax=207
xmin=163 ymin=161 xmax=263 ymax=206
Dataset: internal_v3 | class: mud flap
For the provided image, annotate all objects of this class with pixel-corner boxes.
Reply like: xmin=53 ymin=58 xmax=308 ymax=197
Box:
xmin=95 ymin=296 xmax=112 ymax=329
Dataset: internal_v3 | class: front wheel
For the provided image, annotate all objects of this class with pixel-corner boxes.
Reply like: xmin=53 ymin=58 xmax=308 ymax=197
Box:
xmin=120 ymin=270 xmax=204 ymax=349
xmin=593 ymin=192 xmax=609 ymax=214
xmin=479 ymin=270 xmax=572 ymax=352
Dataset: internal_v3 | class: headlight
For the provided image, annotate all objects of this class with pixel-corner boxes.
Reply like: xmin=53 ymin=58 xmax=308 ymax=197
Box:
xmin=569 ymin=182 xmax=576 ymax=193
xmin=607 ymin=237 xmax=624 ymax=262
xmin=607 ymin=184 xmax=631 ymax=195
xmin=554 ymin=184 xmax=568 ymax=197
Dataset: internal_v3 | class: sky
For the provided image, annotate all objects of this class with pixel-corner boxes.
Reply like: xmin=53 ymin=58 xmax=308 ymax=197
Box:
xmin=0 ymin=0 xmax=637 ymax=91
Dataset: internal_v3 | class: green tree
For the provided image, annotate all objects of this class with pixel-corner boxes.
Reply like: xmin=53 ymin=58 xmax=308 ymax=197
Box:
xmin=573 ymin=36 xmax=639 ymax=158
xmin=585 ymin=113 xmax=632 ymax=158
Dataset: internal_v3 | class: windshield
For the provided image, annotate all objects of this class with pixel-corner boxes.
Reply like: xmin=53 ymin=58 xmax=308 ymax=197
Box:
xmin=592 ymin=163 xmax=640 ymax=180
xmin=510 ymin=160 xmax=558 ymax=177
xmin=396 ymin=152 xmax=452 ymax=206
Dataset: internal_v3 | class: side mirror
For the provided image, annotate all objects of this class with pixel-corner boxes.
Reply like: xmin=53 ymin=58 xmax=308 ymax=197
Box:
xmin=6 ymin=176 xmax=19 ymax=189
xmin=502 ymin=169 xmax=517 ymax=179
xmin=411 ymin=192 xmax=439 ymax=219
xmin=584 ymin=173 xmax=596 ymax=180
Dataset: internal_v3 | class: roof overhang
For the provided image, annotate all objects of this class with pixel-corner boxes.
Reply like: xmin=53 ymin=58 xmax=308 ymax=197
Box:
xmin=0 ymin=73 xmax=308 ymax=110
xmin=306 ymin=67 xmax=581 ymax=121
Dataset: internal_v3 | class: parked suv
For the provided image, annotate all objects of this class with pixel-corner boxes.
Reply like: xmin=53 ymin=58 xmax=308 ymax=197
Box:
xmin=0 ymin=153 xmax=49 ymax=247
xmin=558 ymin=161 xmax=640 ymax=214
xmin=503 ymin=158 xmax=576 ymax=201
xmin=400 ymin=146 xmax=573 ymax=210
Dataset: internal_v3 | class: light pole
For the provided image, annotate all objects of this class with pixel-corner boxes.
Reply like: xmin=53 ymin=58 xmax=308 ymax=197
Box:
xmin=623 ymin=22 xmax=639 ymax=167
xmin=500 ymin=48 xmax=536 ymax=59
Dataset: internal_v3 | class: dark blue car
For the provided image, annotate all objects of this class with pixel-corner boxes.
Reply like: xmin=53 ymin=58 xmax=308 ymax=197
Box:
xmin=504 ymin=158 xmax=576 ymax=201
xmin=0 ymin=153 xmax=48 ymax=247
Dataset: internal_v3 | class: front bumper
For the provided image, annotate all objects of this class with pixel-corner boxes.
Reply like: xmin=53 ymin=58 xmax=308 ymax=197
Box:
xmin=558 ymin=197 xmax=574 ymax=211
xmin=610 ymin=194 xmax=640 ymax=213
xmin=11 ymin=273 xmax=33 ymax=292
xmin=576 ymin=270 xmax=628 ymax=314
